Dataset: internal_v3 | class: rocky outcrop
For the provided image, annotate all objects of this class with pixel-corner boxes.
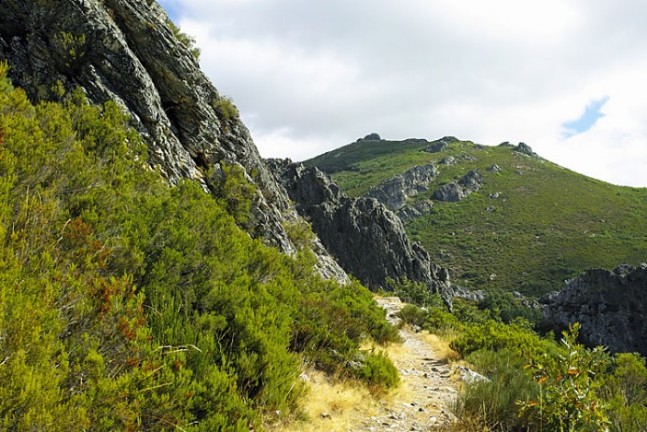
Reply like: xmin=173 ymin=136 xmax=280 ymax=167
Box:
xmin=357 ymin=132 xmax=382 ymax=142
xmin=0 ymin=0 xmax=349 ymax=279
xmin=397 ymin=199 xmax=434 ymax=222
xmin=424 ymin=136 xmax=459 ymax=153
xmin=269 ymin=159 xmax=453 ymax=303
xmin=365 ymin=163 xmax=438 ymax=210
xmin=542 ymin=264 xmax=647 ymax=355
xmin=514 ymin=142 xmax=536 ymax=156
xmin=433 ymin=170 xmax=483 ymax=202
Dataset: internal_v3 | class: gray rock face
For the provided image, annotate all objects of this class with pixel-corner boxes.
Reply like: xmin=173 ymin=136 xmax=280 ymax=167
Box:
xmin=269 ymin=159 xmax=453 ymax=303
xmin=365 ymin=163 xmax=438 ymax=210
xmin=0 ymin=0 xmax=352 ymax=282
xmin=433 ymin=182 xmax=464 ymax=202
xmin=397 ymin=199 xmax=434 ymax=222
xmin=514 ymin=142 xmax=536 ymax=156
xmin=433 ymin=170 xmax=483 ymax=202
xmin=424 ymin=136 xmax=459 ymax=153
xmin=358 ymin=132 xmax=382 ymax=141
xmin=440 ymin=156 xmax=456 ymax=165
xmin=542 ymin=264 xmax=647 ymax=354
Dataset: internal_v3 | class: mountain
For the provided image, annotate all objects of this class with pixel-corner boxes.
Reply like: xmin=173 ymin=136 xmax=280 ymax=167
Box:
xmin=306 ymin=135 xmax=647 ymax=297
xmin=268 ymin=159 xmax=453 ymax=304
xmin=0 ymin=1 xmax=433 ymax=429
xmin=0 ymin=0 xmax=454 ymax=298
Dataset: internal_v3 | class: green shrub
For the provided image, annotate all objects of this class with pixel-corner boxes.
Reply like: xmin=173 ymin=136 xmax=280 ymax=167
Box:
xmin=450 ymin=319 xmax=558 ymax=360
xmin=520 ymin=323 xmax=610 ymax=432
xmin=213 ymin=96 xmax=239 ymax=121
xmin=453 ymin=349 xmax=539 ymax=431
xmin=599 ymin=352 xmax=647 ymax=432
xmin=0 ymin=64 xmax=398 ymax=429
xmin=478 ymin=289 xmax=543 ymax=324
xmin=390 ymin=277 xmax=441 ymax=307
xmin=396 ymin=304 xmax=428 ymax=327
xmin=212 ymin=162 xmax=256 ymax=227
xmin=352 ymin=351 xmax=399 ymax=391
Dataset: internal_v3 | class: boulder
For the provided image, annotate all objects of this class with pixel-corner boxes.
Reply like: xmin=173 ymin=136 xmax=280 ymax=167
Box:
xmin=433 ymin=170 xmax=483 ymax=202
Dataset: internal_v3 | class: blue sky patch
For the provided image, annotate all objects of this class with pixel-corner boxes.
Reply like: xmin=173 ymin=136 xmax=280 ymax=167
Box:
xmin=562 ymin=96 xmax=609 ymax=138
xmin=158 ymin=0 xmax=180 ymax=22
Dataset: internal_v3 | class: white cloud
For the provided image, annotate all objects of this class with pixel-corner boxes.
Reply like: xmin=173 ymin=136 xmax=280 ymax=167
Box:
xmin=162 ymin=0 xmax=647 ymax=187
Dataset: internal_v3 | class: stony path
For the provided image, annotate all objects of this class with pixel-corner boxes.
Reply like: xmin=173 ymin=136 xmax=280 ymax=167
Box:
xmin=350 ymin=297 xmax=458 ymax=432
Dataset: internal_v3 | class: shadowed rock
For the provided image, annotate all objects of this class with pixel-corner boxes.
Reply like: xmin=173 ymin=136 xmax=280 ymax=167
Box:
xmin=269 ymin=159 xmax=453 ymax=303
xmin=542 ymin=264 xmax=647 ymax=354
xmin=0 ymin=0 xmax=349 ymax=281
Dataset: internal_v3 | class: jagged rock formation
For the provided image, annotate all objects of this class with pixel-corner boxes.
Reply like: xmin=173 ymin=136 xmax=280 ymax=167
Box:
xmin=357 ymin=132 xmax=382 ymax=142
xmin=365 ymin=163 xmax=437 ymax=210
xmin=0 ymin=0 xmax=352 ymax=281
xmin=0 ymin=0 xmax=458 ymax=299
xmin=542 ymin=264 xmax=647 ymax=355
xmin=433 ymin=170 xmax=483 ymax=202
xmin=269 ymin=159 xmax=453 ymax=303
xmin=514 ymin=142 xmax=536 ymax=156
xmin=424 ymin=136 xmax=459 ymax=153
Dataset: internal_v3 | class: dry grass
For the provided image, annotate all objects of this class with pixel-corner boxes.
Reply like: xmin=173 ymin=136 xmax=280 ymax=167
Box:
xmin=267 ymin=369 xmax=382 ymax=432
xmin=420 ymin=332 xmax=460 ymax=363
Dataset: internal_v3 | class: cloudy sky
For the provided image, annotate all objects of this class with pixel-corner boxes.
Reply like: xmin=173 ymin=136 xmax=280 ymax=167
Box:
xmin=159 ymin=0 xmax=647 ymax=187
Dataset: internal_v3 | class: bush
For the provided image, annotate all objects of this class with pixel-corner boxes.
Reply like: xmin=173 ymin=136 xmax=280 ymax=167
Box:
xmin=0 ymin=64 xmax=398 ymax=429
xmin=397 ymin=304 xmax=428 ymax=327
xmin=352 ymin=351 xmax=399 ymax=392
xmin=600 ymin=352 xmax=647 ymax=431
xmin=478 ymin=289 xmax=543 ymax=324
xmin=213 ymin=96 xmax=239 ymax=121
xmin=390 ymin=277 xmax=440 ymax=307
xmin=520 ymin=323 xmax=610 ymax=432
xmin=453 ymin=349 xmax=539 ymax=431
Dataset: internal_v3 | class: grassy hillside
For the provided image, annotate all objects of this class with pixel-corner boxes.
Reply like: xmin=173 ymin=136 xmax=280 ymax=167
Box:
xmin=305 ymin=138 xmax=647 ymax=296
xmin=0 ymin=64 xmax=399 ymax=430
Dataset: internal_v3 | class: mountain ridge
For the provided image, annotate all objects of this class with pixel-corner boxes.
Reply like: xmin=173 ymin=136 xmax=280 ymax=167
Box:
xmin=305 ymin=135 xmax=647 ymax=297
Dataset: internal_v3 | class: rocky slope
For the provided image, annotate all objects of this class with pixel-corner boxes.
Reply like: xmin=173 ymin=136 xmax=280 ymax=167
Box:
xmin=542 ymin=264 xmax=647 ymax=355
xmin=0 ymin=0 xmax=457 ymax=293
xmin=269 ymin=159 xmax=454 ymax=303
xmin=0 ymin=0 xmax=355 ymax=279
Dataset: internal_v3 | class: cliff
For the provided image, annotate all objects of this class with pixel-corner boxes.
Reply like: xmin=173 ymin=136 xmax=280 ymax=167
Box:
xmin=542 ymin=264 xmax=647 ymax=354
xmin=0 ymin=0 xmax=457 ymax=293
xmin=0 ymin=0 xmax=351 ymax=281
xmin=269 ymin=159 xmax=453 ymax=303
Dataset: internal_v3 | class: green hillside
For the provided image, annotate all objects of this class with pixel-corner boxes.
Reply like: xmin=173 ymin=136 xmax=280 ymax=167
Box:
xmin=0 ymin=65 xmax=399 ymax=430
xmin=306 ymin=138 xmax=647 ymax=296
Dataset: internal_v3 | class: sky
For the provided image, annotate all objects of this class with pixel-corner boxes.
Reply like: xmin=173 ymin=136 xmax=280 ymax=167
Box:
xmin=158 ymin=0 xmax=647 ymax=187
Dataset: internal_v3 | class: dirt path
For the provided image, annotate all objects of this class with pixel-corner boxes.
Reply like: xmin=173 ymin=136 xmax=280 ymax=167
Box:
xmin=272 ymin=296 xmax=460 ymax=432
xmin=350 ymin=296 xmax=458 ymax=432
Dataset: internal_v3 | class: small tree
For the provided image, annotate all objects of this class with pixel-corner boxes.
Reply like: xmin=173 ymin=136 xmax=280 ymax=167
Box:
xmin=520 ymin=323 xmax=610 ymax=432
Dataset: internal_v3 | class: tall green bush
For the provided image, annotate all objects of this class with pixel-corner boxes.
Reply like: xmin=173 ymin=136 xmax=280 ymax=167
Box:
xmin=0 ymin=63 xmax=398 ymax=430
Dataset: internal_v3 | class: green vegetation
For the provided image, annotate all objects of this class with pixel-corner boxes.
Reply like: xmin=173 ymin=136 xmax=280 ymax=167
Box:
xmin=168 ymin=20 xmax=201 ymax=59
xmin=0 ymin=63 xmax=398 ymax=430
xmin=54 ymin=31 xmax=87 ymax=73
xmin=393 ymin=285 xmax=647 ymax=431
xmin=306 ymin=138 xmax=647 ymax=296
xmin=213 ymin=96 xmax=240 ymax=122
